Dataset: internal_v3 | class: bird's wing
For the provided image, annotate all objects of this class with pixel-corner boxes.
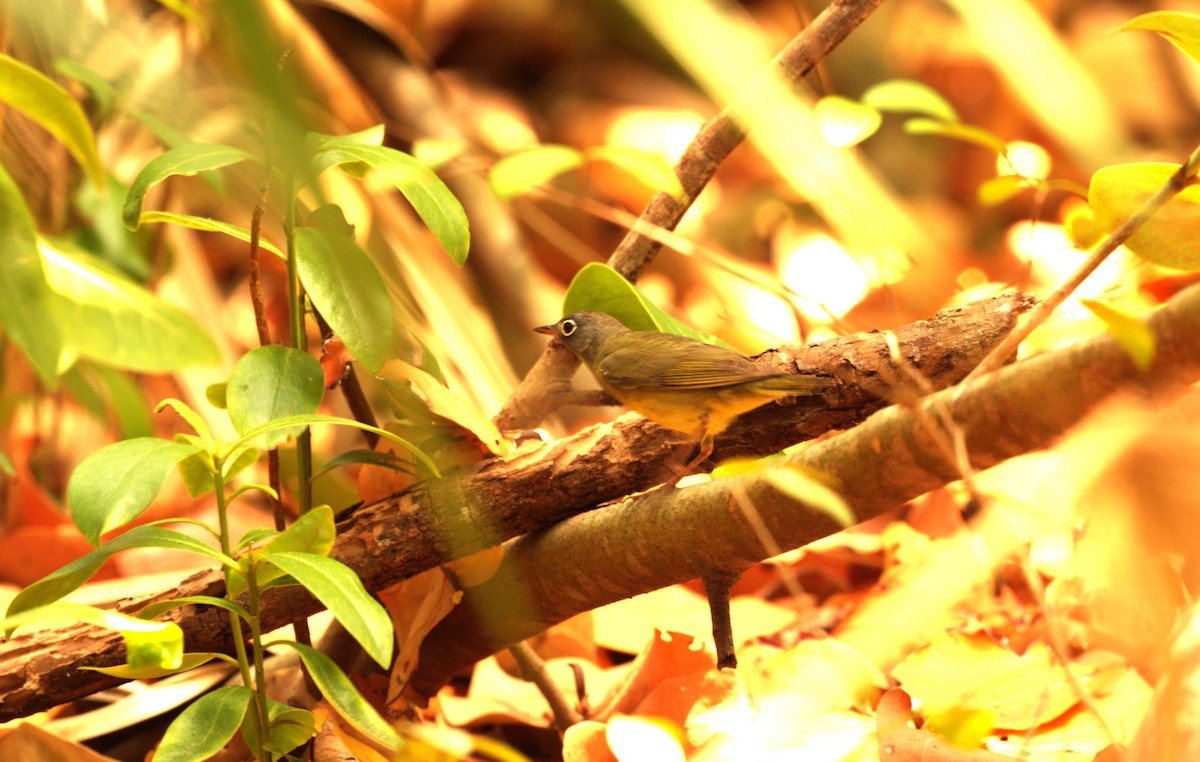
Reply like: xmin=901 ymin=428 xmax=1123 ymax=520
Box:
xmin=595 ymin=334 xmax=779 ymax=390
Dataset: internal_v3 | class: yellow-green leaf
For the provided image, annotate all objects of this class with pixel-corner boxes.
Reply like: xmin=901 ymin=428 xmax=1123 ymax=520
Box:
xmin=0 ymin=54 xmax=104 ymax=187
xmin=586 ymin=145 xmax=684 ymax=199
xmin=862 ymin=79 xmax=958 ymax=122
xmin=1120 ymin=11 xmax=1200 ymax=63
xmin=905 ymin=118 xmax=1008 ymax=155
xmin=489 ymin=145 xmax=583 ymax=199
xmin=814 ymin=96 xmax=882 ymax=148
xmin=1081 ymin=298 xmax=1156 ymax=371
xmin=1088 ymin=162 xmax=1200 ymax=270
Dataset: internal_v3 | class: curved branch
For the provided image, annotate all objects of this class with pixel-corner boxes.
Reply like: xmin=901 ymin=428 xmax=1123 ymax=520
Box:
xmin=407 ymin=281 xmax=1200 ymax=693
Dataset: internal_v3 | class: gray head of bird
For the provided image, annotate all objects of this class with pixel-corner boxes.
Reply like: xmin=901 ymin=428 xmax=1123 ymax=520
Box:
xmin=534 ymin=311 xmax=629 ymax=365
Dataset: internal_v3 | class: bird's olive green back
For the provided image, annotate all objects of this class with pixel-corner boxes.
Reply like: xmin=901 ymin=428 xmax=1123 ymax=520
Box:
xmin=593 ymin=332 xmax=783 ymax=391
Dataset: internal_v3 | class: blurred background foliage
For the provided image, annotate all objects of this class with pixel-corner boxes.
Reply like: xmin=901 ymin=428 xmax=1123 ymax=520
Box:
xmin=0 ymin=0 xmax=1197 ymax=585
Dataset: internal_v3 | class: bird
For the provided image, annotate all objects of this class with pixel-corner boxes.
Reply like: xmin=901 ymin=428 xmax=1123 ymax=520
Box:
xmin=535 ymin=310 xmax=834 ymax=483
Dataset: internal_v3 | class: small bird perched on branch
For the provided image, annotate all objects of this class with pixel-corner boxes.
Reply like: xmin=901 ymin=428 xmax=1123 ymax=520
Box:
xmin=536 ymin=310 xmax=835 ymax=483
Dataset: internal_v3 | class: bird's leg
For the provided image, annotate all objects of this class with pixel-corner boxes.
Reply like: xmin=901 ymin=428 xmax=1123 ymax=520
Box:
xmin=671 ymin=426 xmax=714 ymax=488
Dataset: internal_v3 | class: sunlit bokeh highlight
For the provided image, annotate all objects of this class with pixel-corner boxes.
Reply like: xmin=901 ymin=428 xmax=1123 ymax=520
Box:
xmin=1005 ymin=221 xmax=1124 ymax=300
xmin=605 ymin=107 xmax=706 ymax=165
xmin=998 ymin=140 xmax=1051 ymax=179
xmin=775 ymin=227 xmax=869 ymax=323
xmin=605 ymin=716 xmax=686 ymax=762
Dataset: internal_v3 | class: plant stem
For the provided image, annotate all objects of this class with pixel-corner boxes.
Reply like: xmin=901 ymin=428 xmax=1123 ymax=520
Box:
xmin=245 ymin=561 xmax=272 ymax=756
xmin=283 ymin=177 xmax=314 ymax=517
xmin=214 ymin=466 xmax=268 ymax=761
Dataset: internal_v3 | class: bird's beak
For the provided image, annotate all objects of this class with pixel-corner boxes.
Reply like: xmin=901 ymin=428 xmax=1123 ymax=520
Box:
xmin=533 ymin=324 xmax=557 ymax=336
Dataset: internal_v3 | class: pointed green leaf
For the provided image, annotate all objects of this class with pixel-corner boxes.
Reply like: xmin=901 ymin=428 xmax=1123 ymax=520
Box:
xmin=977 ymin=174 xmax=1036 ymax=207
xmin=230 ymin=413 xmax=440 ymax=478
xmin=1089 ymin=162 xmax=1200 ymax=270
xmin=42 ymin=244 xmax=220 ymax=372
xmin=86 ymin=651 xmax=219 ymax=679
xmin=124 ymin=143 xmax=255 ymax=230
xmin=1081 ymin=298 xmax=1156 ymax=371
xmin=226 ymin=345 xmax=324 ymax=449
xmin=586 ymin=145 xmax=683 ymax=199
xmin=312 ymin=448 xmax=415 ymax=481
xmin=63 ymin=363 xmax=154 ymax=439
xmin=0 ymin=54 xmax=104 ymax=187
xmin=153 ymin=685 xmax=253 ymax=762
xmin=241 ymin=699 xmax=315 ymax=756
xmin=155 ymin=397 xmax=214 ymax=442
xmin=562 ymin=262 xmax=723 ymax=345
xmin=5 ymin=526 xmax=239 ymax=625
xmin=765 ymin=465 xmax=854 ymax=528
xmin=230 ymin=506 xmax=335 ymax=598
xmin=306 ymin=125 xmax=386 ymax=176
xmin=281 ymin=642 xmax=401 ymax=749
xmin=862 ymin=79 xmax=958 ymax=121
xmin=266 ymin=552 xmax=393 ymax=668
xmin=68 ymin=438 xmax=201 ymax=544
xmin=139 ymin=211 xmax=284 ymax=257
xmin=313 ymin=140 xmax=469 ymax=264
xmin=136 ymin=595 xmax=251 ymax=623
xmin=3 ymin=602 xmax=183 ymax=674
xmin=814 ymin=96 xmax=882 ymax=148
xmin=0 ymin=164 xmax=61 ymax=386
xmin=1120 ymin=11 xmax=1200 ymax=63
xmin=293 ymin=215 xmax=394 ymax=373
xmin=489 ymin=144 xmax=583 ymax=200
xmin=904 ymin=118 xmax=1008 ymax=155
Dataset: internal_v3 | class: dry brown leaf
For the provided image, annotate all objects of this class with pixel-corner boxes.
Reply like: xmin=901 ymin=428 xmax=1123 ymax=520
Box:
xmin=381 ymin=567 xmax=461 ymax=710
xmin=0 ymin=722 xmax=121 ymax=762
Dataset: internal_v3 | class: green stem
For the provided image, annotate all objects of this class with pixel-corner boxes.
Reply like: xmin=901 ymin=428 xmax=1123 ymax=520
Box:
xmin=214 ymin=466 xmax=268 ymax=761
xmin=246 ymin=559 xmax=272 ymax=754
xmin=283 ymin=177 xmax=314 ymax=517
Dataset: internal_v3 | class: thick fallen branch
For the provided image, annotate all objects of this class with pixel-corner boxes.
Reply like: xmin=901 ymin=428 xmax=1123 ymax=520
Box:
xmin=406 ymin=281 xmax=1200 ymax=693
xmin=0 ymin=291 xmax=1025 ymax=721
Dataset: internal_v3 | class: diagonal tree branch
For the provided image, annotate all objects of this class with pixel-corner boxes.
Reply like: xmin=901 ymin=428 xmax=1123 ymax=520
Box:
xmin=406 ymin=281 xmax=1200 ymax=694
xmin=0 ymin=290 xmax=1022 ymax=722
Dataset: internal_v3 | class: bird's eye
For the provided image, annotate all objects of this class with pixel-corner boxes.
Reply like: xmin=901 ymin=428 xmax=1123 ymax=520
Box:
xmin=560 ymin=319 xmax=578 ymax=336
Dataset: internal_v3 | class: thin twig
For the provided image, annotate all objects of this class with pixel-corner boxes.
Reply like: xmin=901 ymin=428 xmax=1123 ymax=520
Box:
xmin=966 ymin=143 xmax=1200 ymax=382
xmin=508 ymin=641 xmax=583 ymax=732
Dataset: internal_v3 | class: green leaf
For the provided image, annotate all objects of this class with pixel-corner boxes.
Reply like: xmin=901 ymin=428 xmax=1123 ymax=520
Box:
xmin=904 ymin=118 xmax=1008 ymax=155
xmin=153 ymin=685 xmax=253 ymax=762
xmin=412 ymin=137 xmax=467 ymax=168
xmin=67 ymin=438 xmax=201 ymax=545
xmin=1081 ymin=298 xmax=1156 ymax=371
xmin=561 ymin=262 xmax=722 ymax=344
xmin=62 ymin=362 xmax=154 ymax=439
xmin=230 ymin=506 xmax=336 ymax=598
xmin=764 ymin=465 xmax=854 ymax=528
xmin=1120 ymin=11 xmax=1200 ymax=63
xmin=1088 ymin=162 xmax=1200 ymax=270
xmin=0 ymin=54 xmax=104 ymax=187
xmin=489 ymin=144 xmax=583 ymax=200
xmin=86 ymin=651 xmax=219 ymax=679
xmin=306 ymin=125 xmax=386 ymax=176
xmin=0 ymin=452 xmax=12 ymax=476
xmin=313 ymin=141 xmax=469 ymax=265
xmin=241 ymin=699 xmax=315 ymax=756
xmin=42 ymin=243 xmax=220 ymax=372
xmin=226 ymin=345 xmax=325 ymax=449
xmin=0 ymin=164 xmax=62 ymax=386
xmin=5 ymin=526 xmax=239 ymax=625
xmin=312 ymin=448 xmax=414 ymax=482
xmin=862 ymin=79 xmax=958 ymax=121
xmin=585 ymin=145 xmax=684 ymax=199
xmin=813 ymin=96 xmax=882 ymax=148
xmin=206 ymin=382 xmax=228 ymax=409
xmin=266 ymin=551 xmax=393 ymax=668
xmin=281 ymin=642 xmax=401 ymax=749
xmin=136 ymin=595 xmax=251 ymax=623
xmin=156 ymin=397 xmax=214 ymax=443
xmin=3 ymin=602 xmax=182 ymax=675
xmin=139 ymin=211 xmax=284 ymax=258
xmin=293 ymin=211 xmax=395 ymax=373
xmin=231 ymin=413 xmax=441 ymax=477
xmin=123 ymin=142 xmax=255 ymax=230
xmin=977 ymin=174 xmax=1037 ymax=207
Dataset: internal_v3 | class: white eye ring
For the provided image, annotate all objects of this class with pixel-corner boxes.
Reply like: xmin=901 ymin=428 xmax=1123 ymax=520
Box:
xmin=560 ymin=319 xmax=578 ymax=336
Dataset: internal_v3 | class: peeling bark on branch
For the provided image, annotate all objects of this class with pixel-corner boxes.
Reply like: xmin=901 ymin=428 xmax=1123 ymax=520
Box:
xmin=0 ymin=291 xmax=1027 ymax=721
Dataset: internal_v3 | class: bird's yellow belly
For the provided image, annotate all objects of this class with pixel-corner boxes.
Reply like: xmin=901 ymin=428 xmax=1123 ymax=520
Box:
xmin=602 ymin=383 xmax=788 ymax=436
